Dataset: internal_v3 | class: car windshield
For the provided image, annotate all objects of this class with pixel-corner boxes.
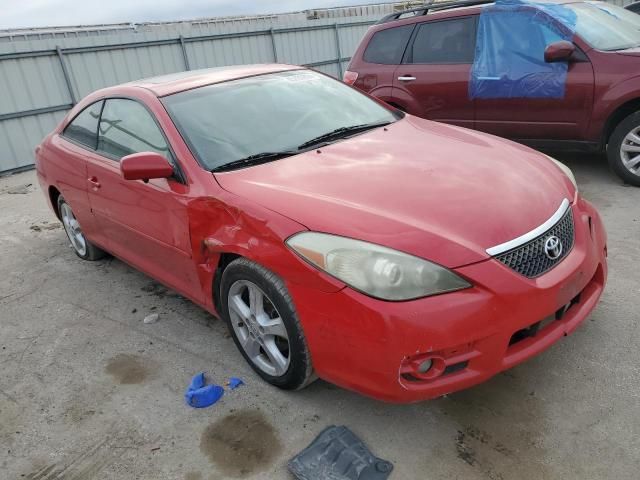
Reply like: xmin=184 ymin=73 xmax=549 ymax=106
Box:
xmin=569 ymin=2 xmax=640 ymax=51
xmin=162 ymin=70 xmax=399 ymax=171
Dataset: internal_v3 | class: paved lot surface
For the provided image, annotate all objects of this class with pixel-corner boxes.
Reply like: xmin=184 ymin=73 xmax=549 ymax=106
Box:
xmin=1 ymin=154 xmax=639 ymax=480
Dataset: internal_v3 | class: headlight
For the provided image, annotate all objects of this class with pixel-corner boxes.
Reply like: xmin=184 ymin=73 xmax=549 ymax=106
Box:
xmin=286 ymin=232 xmax=471 ymax=301
xmin=546 ymin=155 xmax=578 ymax=191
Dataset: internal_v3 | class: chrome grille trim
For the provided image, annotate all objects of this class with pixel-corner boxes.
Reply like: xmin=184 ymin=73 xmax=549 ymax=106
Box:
xmin=493 ymin=208 xmax=574 ymax=278
xmin=486 ymin=199 xmax=571 ymax=256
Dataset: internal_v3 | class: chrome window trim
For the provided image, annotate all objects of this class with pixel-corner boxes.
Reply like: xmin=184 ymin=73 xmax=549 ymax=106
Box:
xmin=486 ymin=199 xmax=571 ymax=256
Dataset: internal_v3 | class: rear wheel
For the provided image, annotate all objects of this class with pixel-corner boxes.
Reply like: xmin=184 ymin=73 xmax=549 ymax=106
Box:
xmin=220 ymin=258 xmax=315 ymax=390
xmin=58 ymin=196 xmax=106 ymax=261
xmin=607 ymin=111 xmax=640 ymax=187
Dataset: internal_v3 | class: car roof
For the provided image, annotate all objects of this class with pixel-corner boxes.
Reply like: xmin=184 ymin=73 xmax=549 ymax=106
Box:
xmin=126 ymin=63 xmax=302 ymax=97
xmin=377 ymin=0 xmax=584 ymax=27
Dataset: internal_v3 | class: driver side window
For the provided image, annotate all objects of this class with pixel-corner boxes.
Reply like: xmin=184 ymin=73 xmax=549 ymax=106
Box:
xmin=97 ymin=99 xmax=172 ymax=162
xmin=539 ymin=22 xmax=564 ymax=46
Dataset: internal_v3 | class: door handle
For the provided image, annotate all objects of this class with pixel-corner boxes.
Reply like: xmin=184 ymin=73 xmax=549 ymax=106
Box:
xmin=398 ymin=76 xmax=416 ymax=82
xmin=88 ymin=176 xmax=101 ymax=189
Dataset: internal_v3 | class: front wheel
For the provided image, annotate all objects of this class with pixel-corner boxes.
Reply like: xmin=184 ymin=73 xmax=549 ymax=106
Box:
xmin=220 ymin=258 xmax=315 ymax=390
xmin=607 ymin=111 xmax=640 ymax=187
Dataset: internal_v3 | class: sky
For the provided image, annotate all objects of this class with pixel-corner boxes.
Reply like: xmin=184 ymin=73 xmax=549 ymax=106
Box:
xmin=1 ymin=0 xmax=397 ymax=29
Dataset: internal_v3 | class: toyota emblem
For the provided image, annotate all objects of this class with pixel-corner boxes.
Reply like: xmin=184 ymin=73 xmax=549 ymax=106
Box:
xmin=544 ymin=235 xmax=563 ymax=260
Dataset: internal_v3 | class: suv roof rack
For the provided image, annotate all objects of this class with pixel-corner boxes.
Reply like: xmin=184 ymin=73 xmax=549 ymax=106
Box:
xmin=376 ymin=0 xmax=494 ymax=24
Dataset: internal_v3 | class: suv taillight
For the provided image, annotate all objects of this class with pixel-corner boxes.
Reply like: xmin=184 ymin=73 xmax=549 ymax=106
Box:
xmin=343 ymin=70 xmax=359 ymax=85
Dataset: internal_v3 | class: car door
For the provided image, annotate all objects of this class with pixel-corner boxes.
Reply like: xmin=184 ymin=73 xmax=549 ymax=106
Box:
xmin=84 ymin=97 xmax=202 ymax=300
xmin=472 ymin=11 xmax=594 ymax=141
xmin=53 ymin=100 xmax=104 ymax=241
xmin=392 ymin=16 xmax=477 ymax=129
xmin=349 ymin=24 xmax=415 ymax=102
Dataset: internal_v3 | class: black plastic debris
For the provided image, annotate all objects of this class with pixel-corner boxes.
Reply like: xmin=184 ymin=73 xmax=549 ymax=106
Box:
xmin=288 ymin=425 xmax=393 ymax=480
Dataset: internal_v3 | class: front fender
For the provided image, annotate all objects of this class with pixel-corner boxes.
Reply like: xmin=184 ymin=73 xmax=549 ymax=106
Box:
xmin=187 ymin=191 xmax=344 ymax=314
xmin=591 ymin=73 xmax=640 ymax=140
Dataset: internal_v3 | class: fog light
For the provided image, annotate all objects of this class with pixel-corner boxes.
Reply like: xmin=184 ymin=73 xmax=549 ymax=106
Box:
xmin=417 ymin=359 xmax=432 ymax=374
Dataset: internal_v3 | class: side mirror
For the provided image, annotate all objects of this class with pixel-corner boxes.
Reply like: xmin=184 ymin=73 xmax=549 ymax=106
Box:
xmin=120 ymin=152 xmax=174 ymax=181
xmin=544 ymin=40 xmax=576 ymax=63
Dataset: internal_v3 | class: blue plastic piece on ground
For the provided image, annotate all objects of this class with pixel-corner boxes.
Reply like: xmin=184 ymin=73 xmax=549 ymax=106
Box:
xmin=188 ymin=372 xmax=206 ymax=391
xmin=184 ymin=372 xmax=224 ymax=408
xmin=228 ymin=377 xmax=244 ymax=389
xmin=469 ymin=0 xmax=578 ymax=99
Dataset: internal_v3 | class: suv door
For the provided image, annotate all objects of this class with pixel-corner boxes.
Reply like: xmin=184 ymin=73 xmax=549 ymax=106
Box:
xmin=350 ymin=24 xmax=415 ymax=103
xmin=392 ymin=16 xmax=477 ymax=129
xmin=85 ymin=98 xmax=201 ymax=299
xmin=472 ymin=11 xmax=594 ymax=141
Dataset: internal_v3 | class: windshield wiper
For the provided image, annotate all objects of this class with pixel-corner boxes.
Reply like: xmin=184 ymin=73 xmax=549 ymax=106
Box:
xmin=211 ymin=151 xmax=298 ymax=172
xmin=296 ymin=121 xmax=391 ymax=150
xmin=211 ymin=121 xmax=391 ymax=172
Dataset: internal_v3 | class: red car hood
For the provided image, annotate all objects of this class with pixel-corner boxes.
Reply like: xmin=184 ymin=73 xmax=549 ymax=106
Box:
xmin=215 ymin=116 xmax=574 ymax=268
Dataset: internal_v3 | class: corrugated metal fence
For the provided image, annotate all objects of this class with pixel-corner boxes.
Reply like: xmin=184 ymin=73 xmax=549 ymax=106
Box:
xmin=0 ymin=3 xmax=412 ymax=174
xmin=0 ymin=0 xmax=632 ymax=174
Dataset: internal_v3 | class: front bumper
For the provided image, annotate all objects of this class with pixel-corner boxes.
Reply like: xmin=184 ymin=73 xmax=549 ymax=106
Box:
xmin=288 ymin=197 xmax=607 ymax=403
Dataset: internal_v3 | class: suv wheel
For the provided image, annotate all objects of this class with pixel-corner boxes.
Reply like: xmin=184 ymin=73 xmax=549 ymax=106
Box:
xmin=607 ymin=111 xmax=640 ymax=186
xmin=220 ymin=257 xmax=315 ymax=390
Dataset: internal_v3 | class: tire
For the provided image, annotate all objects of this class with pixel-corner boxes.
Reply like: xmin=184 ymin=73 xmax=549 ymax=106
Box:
xmin=607 ymin=111 xmax=640 ymax=187
xmin=57 ymin=196 xmax=107 ymax=261
xmin=220 ymin=257 xmax=315 ymax=390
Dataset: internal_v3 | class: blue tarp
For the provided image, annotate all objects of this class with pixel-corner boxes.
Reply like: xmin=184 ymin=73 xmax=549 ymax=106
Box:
xmin=469 ymin=0 xmax=578 ymax=99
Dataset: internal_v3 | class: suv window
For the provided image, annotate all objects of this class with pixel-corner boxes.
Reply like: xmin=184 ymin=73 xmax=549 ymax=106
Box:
xmin=408 ymin=17 xmax=476 ymax=64
xmin=363 ymin=25 xmax=414 ymax=64
xmin=63 ymin=101 xmax=103 ymax=149
xmin=97 ymin=99 xmax=171 ymax=161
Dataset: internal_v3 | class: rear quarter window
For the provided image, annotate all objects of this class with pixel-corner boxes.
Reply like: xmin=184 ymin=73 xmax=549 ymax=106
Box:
xmin=62 ymin=100 xmax=103 ymax=149
xmin=363 ymin=25 xmax=414 ymax=64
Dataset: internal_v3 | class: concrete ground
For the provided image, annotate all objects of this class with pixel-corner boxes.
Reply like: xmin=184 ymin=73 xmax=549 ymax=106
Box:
xmin=1 ymin=153 xmax=638 ymax=480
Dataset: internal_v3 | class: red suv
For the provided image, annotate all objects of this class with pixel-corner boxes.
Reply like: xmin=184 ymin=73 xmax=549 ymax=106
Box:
xmin=345 ymin=0 xmax=640 ymax=186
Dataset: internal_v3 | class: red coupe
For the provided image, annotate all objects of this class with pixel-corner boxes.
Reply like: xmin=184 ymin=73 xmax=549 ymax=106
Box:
xmin=35 ymin=65 xmax=607 ymax=402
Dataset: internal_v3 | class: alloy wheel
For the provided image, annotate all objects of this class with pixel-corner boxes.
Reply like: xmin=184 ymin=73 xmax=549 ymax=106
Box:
xmin=619 ymin=126 xmax=640 ymax=175
xmin=227 ymin=280 xmax=291 ymax=377
xmin=60 ymin=202 xmax=87 ymax=256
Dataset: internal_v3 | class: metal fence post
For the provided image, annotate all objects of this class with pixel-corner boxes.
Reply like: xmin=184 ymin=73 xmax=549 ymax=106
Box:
xmin=270 ymin=29 xmax=279 ymax=63
xmin=56 ymin=46 xmax=77 ymax=105
xmin=333 ymin=23 xmax=343 ymax=78
xmin=179 ymin=35 xmax=191 ymax=70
